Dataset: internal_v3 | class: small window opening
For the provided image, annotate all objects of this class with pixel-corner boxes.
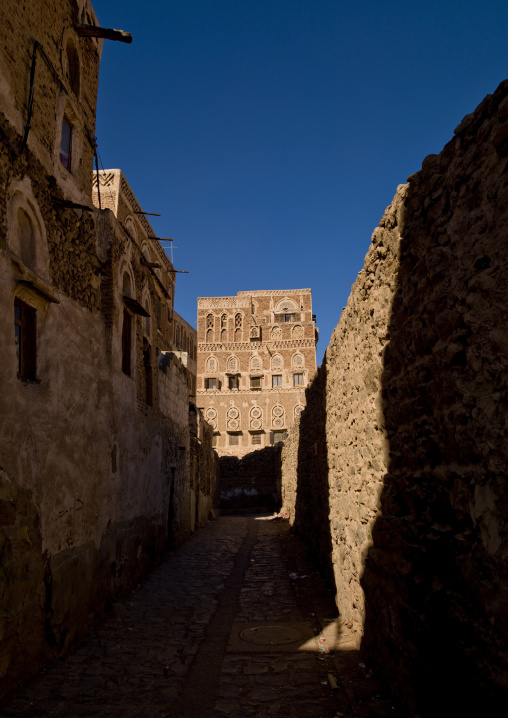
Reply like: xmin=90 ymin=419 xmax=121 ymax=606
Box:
xmin=65 ymin=41 xmax=80 ymax=96
xmin=272 ymin=375 xmax=282 ymax=387
xmin=229 ymin=376 xmax=239 ymax=390
xmin=17 ymin=208 xmax=36 ymax=269
xmin=229 ymin=434 xmax=239 ymax=446
xmin=143 ymin=342 xmax=152 ymax=406
xmin=251 ymin=434 xmax=262 ymax=445
xmin=205 ymin=377 xmax=218 ymax=390
xmin=121 ymin=307 xmax=132 ymax=376
xmin=250 ymin=376 xmax=262 ymax=389
xmin=60 ymin=116 xmax=72 ymax=170
xmin=293 ymin=373 xmax=304 ymax=386
xmin=14 ymin=299 xmax=37 ymax=381
xmin=284 ymin=313 xmax=295 ymax=322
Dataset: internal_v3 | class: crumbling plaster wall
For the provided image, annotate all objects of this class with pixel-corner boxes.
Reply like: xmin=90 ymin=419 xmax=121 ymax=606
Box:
xmin=281 ymin=80 xmax=508 ymax=713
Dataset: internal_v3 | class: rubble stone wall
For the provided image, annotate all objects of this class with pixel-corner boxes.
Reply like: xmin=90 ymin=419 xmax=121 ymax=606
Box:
xmin=219 ymin=446 xmax=282 ymax=512
xmin=281 ymin=80 xmax=508 ymax=713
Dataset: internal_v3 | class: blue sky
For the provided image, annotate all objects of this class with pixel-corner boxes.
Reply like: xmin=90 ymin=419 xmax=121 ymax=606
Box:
xmin=93 ymin=0 xmax=508 ymax=360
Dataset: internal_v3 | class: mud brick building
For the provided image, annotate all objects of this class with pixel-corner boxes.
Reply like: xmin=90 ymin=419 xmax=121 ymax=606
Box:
xmin=196 ymin=289 xmax=318 ymax=457
xmin=172 ymin=309 xmax=197 ymax=402
xmin=0 ymin=0 xmax=216 ymax=697
xmin=91 ymin=168 xmax=197 ymax=405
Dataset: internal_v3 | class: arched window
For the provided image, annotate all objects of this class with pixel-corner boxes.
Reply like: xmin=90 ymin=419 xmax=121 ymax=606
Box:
xmin=125 ymin=218 xmax=137 ymax=242
xmin=272 ymin=354 xmax=283 ymax=370
xmin=121 ymin=272 xmax=133 ymax=376
xmin=142 ymin=291 xmax=151 ymax=339
xmin=293 ymin=353 xmax=304 ymax=368
xmin=17 ymin=208 xmax=36 ymax=270
xmin=8 ymin=182 xmax=49 ymax=278
xmin=234 ymin=313 xmax=242 ymax=342
xmin=65 ymin=39 xmax=80 ymax=97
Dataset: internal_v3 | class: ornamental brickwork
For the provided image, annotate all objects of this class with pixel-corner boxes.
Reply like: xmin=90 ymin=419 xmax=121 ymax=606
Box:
xmin=197 ymin=289 xmax=318 ymax=456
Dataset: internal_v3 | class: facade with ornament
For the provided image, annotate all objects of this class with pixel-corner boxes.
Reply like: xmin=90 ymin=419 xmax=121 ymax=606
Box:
xmin=196 ymin=289 xmax=318 ymax=457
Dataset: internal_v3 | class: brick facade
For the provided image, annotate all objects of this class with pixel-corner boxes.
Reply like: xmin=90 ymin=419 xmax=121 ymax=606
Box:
xmin=197 ymin=289 xmax=318 ymax=457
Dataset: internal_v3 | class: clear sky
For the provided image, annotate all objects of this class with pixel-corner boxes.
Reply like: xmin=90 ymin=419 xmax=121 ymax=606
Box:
xmin=93 ymin=0 xmax=508 ymax=361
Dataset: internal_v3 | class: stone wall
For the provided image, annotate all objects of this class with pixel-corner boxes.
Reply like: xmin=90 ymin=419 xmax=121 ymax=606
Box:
xmin=219 ymin=446 xmax=282 ymax=512
xmin=190 ymin=410 xmax=220 ymax=527
xmin=281 ymin=79 xmax=508 ymax=714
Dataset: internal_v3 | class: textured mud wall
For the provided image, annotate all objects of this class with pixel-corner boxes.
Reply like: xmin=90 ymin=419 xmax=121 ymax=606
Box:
xmin=190 ymin=413 xmax=220 ymax=527
xmin=281 ymin=364 xmax=333 ymax=587
xmin=281 ymin=80 xmax=508 ymax=714
xmin=0 ymin=159 xmax=213 ymax=700
xmin=219 ymin=446 xmax=282 ymax=511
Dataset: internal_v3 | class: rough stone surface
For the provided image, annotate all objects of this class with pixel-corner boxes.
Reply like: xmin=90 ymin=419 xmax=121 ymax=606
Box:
xmin=1 ymin=517 xmax=402 ymax=718
xmin=281 ymin=79 xmax=508 ymax=714
xmin=220 ymin=446 xmax=282 ymax=512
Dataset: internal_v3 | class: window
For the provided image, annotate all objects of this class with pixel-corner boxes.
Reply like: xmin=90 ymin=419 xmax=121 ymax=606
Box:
xmin=229 ymin=434 xmax=239 ymax=446
xmin=284 ymin=313 xmax=295 ymax=322
xmin=65 ymin=40 xmax=80 ymax=96
xmin=228 ymin=376 xmax=239 ymax=390
xmin=143 ymin=343 xmax=152 ymax=406
xmin=271 ymin=430 xmax=288 ymax=445
xmin=250 ymin=376 xmax=262 ymax=390
xmin=121 ymin=307 xmax=132 ymax=376
xmin=293 ymin=373 xmax=304 ymax=386
xmin=272 ymin=375 xmax=282 ymax=387
xmin=60 ymin=116 xmax=72 ymax=170
xmin=234 ymin=313 xmax=242 ymax=342
xmin=205 ymin=377 xmax=218 ymax=390
xmin=212 ymin=434 xmax=218 ymax=447
xmin=293 ymin=354 xmax=304 ymax=368
xmin=17 ymin=208 xmax=36 ymax=269
xmin=272 ymin=355 xmax=282 ymax=369
xmin=251 ymin=434 xmax=262 ymax=445
xmin=14 ymin=299 xmax=37 ymax=381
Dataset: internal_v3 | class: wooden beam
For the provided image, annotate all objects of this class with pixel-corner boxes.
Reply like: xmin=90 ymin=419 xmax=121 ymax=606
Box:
xmin=51 ymin=196 xmax=94 ymax=211
xmin=76 ymin=25 xmax=132 ymax=43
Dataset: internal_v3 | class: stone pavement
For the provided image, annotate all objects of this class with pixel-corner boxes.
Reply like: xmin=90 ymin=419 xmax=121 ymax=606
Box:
xmin=2 ymin=517 xmax=402 ymax=717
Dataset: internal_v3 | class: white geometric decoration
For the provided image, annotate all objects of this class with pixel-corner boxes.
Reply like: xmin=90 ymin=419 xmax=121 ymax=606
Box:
xmin=272 ymin=355 xmax=282 ymax=369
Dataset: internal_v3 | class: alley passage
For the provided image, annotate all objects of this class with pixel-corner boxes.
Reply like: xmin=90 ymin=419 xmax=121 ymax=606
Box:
xmin=2 ymin=517 xmax=397 ymax=718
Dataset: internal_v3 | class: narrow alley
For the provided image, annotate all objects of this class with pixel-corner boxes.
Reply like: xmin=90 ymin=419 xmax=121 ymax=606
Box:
xmin=2 ymin=517 xmax=401 ymax=718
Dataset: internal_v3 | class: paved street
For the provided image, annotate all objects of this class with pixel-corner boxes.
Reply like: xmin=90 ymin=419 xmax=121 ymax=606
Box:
xmin=2 ymin=517 xmax=400 ymax=717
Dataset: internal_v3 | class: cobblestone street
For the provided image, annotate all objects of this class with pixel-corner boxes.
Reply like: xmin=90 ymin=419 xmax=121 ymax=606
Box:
xmin=2 ymin=517 xmax=401 ymax=718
